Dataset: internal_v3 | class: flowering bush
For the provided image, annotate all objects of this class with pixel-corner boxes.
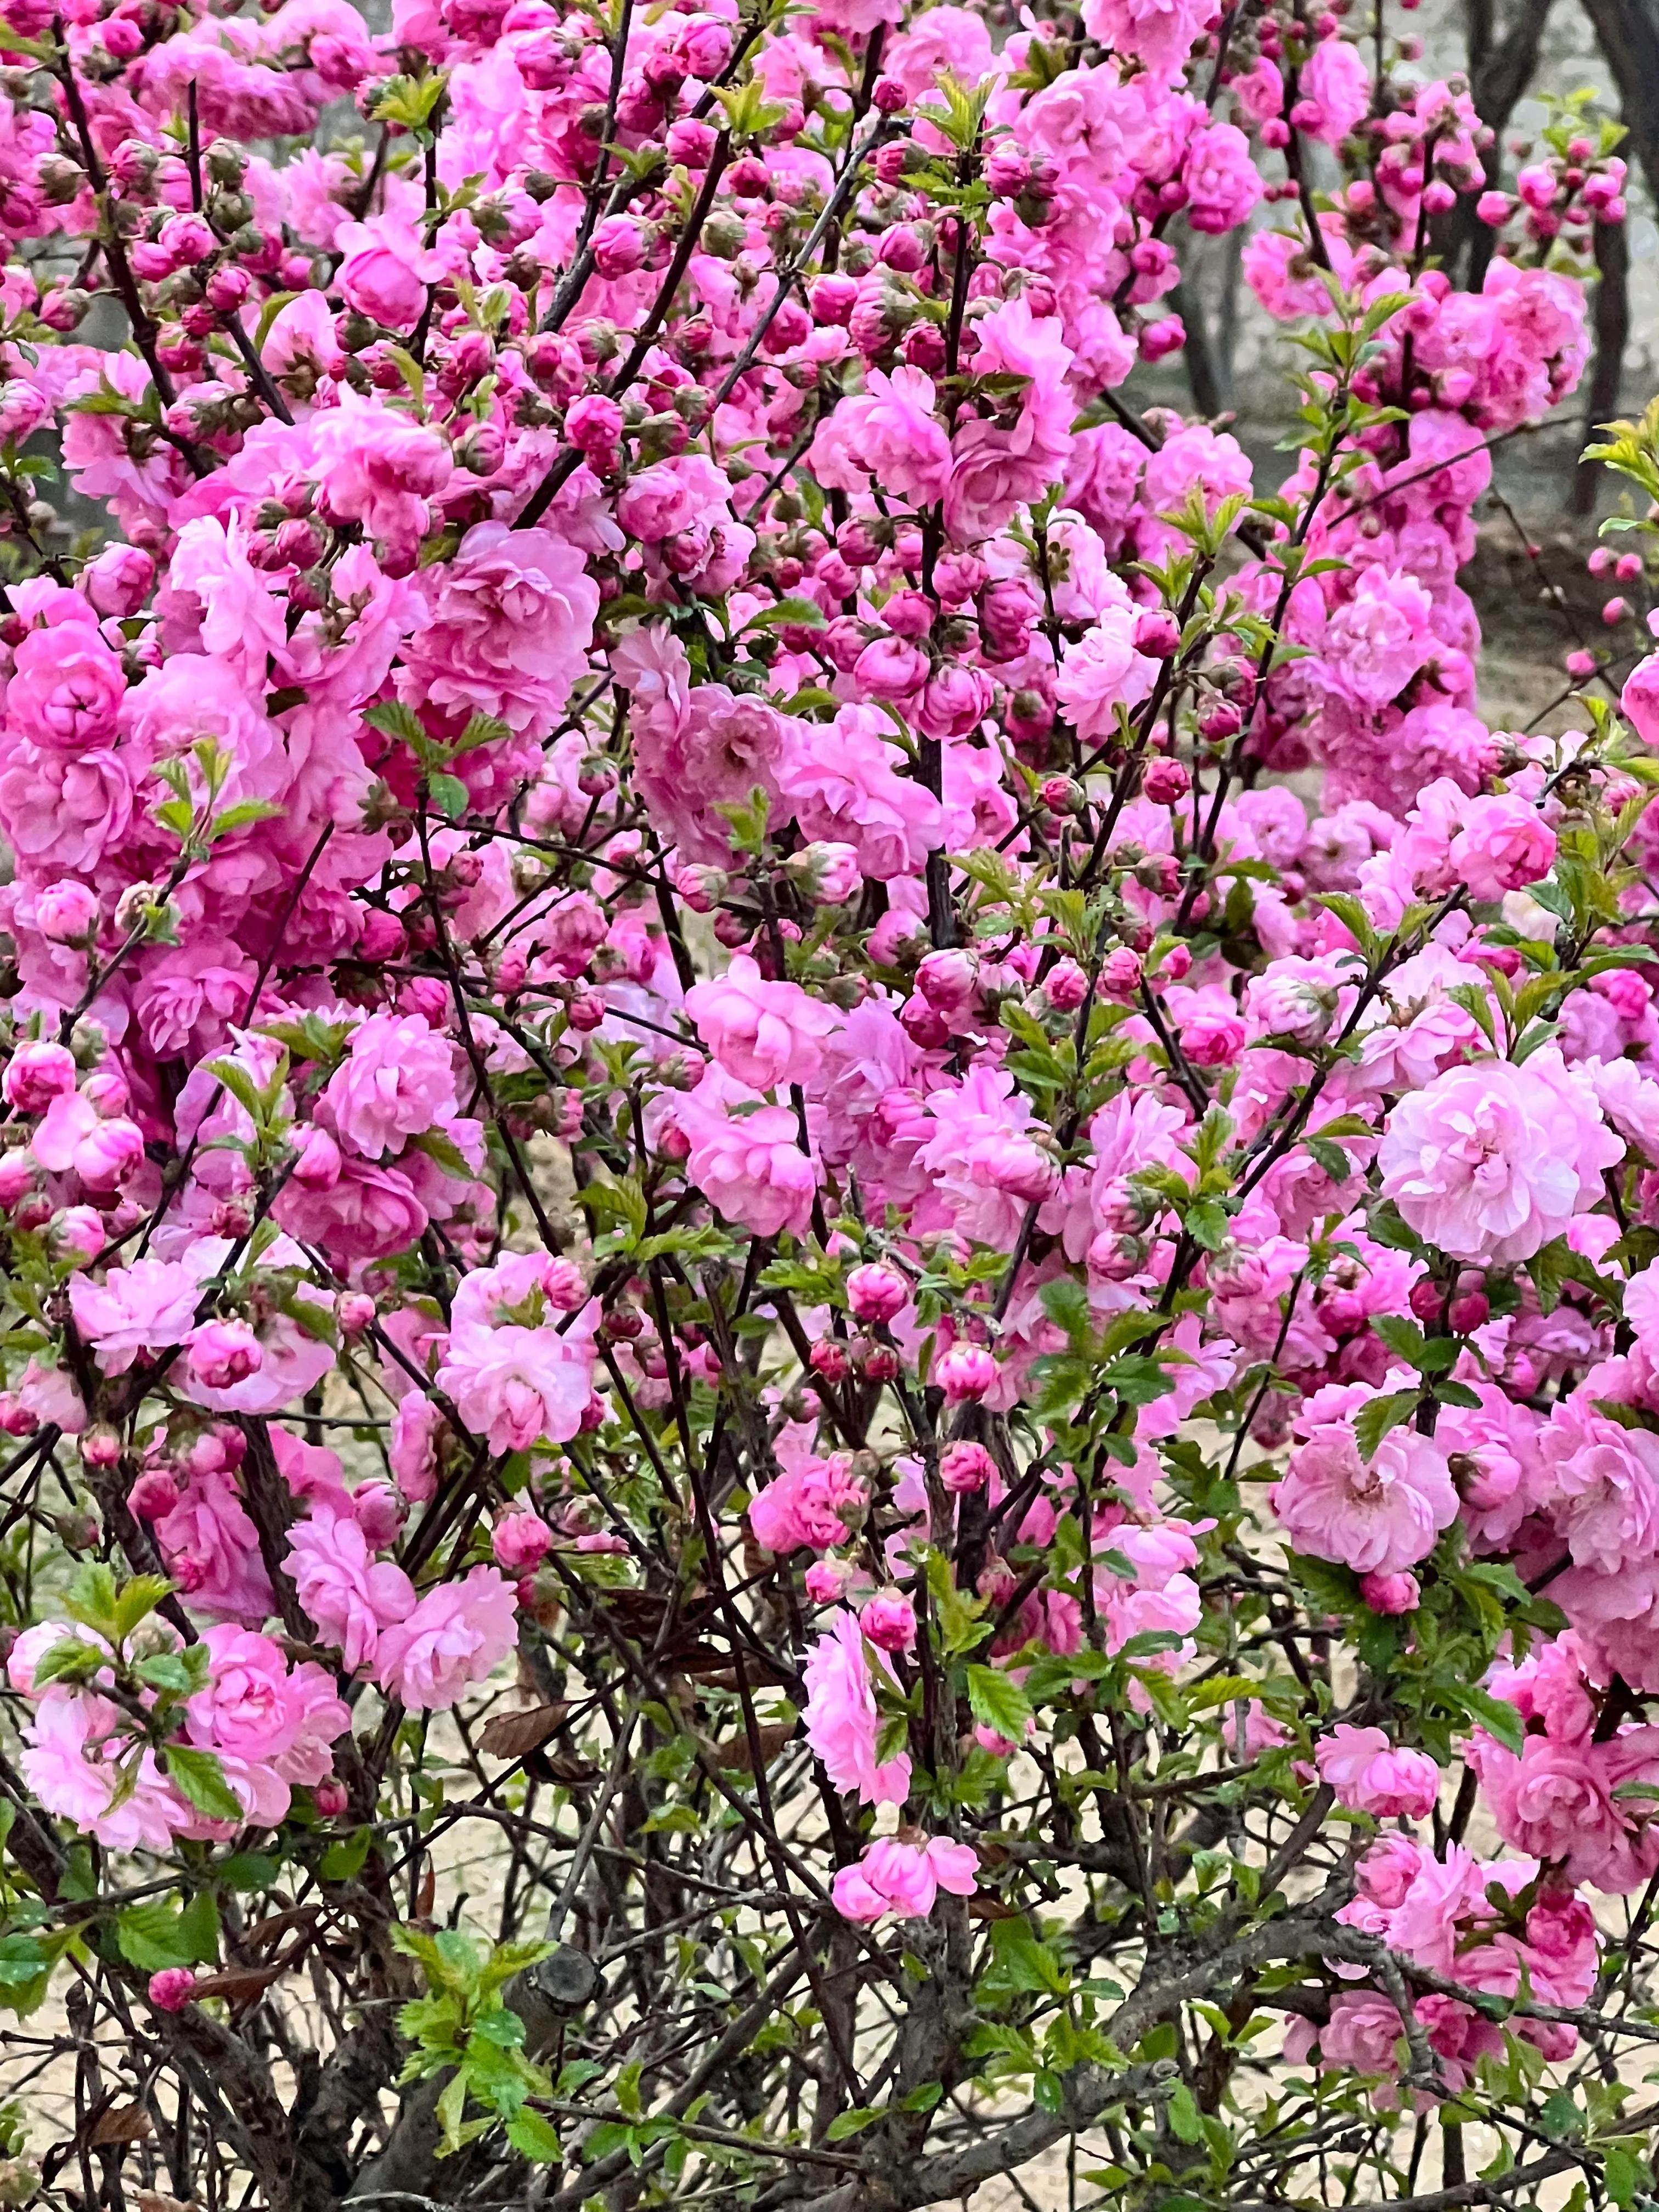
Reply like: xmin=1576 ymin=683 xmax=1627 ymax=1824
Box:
xmin=0 ymin=0 xmax=1650 ymax=2203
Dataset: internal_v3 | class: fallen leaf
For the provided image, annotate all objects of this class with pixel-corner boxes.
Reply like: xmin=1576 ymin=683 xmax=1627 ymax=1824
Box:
xmin=479 ymin=1701 xmax=571 ymax=1759
xmin=137 ymin=2192 xmax=198 ymax=2212
xmin=713 ymin=1722 xmax=792 ymax=1773
xmin=188 ymin=1965 xmax=284 ymax=2011
xmin=89 ymin=2105 xmax=153 ymax=2148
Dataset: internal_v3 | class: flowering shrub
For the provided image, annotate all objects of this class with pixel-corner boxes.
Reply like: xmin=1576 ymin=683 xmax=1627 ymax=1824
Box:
xmin=0 ymin=0 xmax=1650 ymax=2203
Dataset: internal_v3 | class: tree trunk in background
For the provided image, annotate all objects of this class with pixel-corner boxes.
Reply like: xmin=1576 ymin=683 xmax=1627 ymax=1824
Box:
xmin=1172 ymin=275 xmax=1224 ymax=419
xmin=1456 ymin=0 xmax=1555 ymax=290
xmin=1581 ymin=0 xmax=1659 ymax=211
xmin=1572 ymin=215 xmax=1632 ymax=514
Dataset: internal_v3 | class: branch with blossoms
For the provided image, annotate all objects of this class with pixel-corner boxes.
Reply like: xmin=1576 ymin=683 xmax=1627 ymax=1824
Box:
xmin=0 ymin=0 xmax=1651 ymax=2209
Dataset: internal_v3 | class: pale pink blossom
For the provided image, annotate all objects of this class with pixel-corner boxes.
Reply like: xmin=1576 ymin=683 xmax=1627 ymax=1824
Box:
xmin=1272 ymin=1419 xmax=1459 ymax=1574
xmin=1377 ymin=1050 xmax=1622 ymax=1263
xmin=803 ymin=1607 xmax=911 ymax=1805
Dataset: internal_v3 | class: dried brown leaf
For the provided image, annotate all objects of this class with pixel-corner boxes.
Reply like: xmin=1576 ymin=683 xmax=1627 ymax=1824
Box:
xmin=88 ymin=2104 xmax=153 ymax=2148
xmin=479 ymin=1701 xmax=572 ymax=1759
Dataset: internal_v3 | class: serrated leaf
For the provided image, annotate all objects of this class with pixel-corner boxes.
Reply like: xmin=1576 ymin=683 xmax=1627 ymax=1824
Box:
xmin=163 ymin=1745 xmax=243 ymax=1822
xmin=1353 ymin=1388 xmax=1421 ymax=1461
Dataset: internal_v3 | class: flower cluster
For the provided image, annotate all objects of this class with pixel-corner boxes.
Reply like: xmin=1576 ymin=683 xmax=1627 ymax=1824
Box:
xmin=0 ymin=0 xmax=1655 ymax=2200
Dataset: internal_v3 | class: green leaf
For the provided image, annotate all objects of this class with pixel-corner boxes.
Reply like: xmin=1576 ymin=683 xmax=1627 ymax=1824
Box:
xmin=363 ymin=700 xmax=428 ymax=750
xmin=117 ymin=1895 xmax=217 ymax=1972
xmin=506 ymin=2108 xmax=563 ymax=2162
xmin=163 ymin=1745 xmax=244 ymax=1822
xmin=1353 ymin=1389 xmax=1421 ymax=1461
xmin=1370 ymin=1313 xmax=1429 ymax=1367
xmin=981 ymin=1915 xmax=1070 ymax=1997
xmin=321 ymin=1829 xmax=374 ymax=1882
xmin=63 ymin=1562 xmax=119 ymax=1639
xmin=1463 ymin=1686 xmax=1526 ymax=1757
xmin=966 ymin=1664 xmax=1034 ymax=1743
xmin=823 ymin=2107 xmax=883 ymax=2141
xmin=746 ymin=595 xmax=827 ymax=631
xmin=1166 ymin=2084 xmax=1204 ymax=2143
xmin=427 ymin=773 xmax=469 ymax=821
xmin=1604 ymin=2147 xmax=1644 ymax=2208
xmin=112 ymin=1574 xmax=173 ymax=1645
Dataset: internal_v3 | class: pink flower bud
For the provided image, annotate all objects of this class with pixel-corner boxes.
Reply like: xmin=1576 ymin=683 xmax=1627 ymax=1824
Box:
xmin=129 ymin=1470 xmax=179 ymax=1520
xmin=805 ymin=1558 xmax=854 ymax=1603
xmin=53 ymin=1205 xmax=105 ymax=1261
xmin=313 ymin=1777 xmax=349 ymax=1816
xmin=809 ymin=1338 xmax=850 ymax=1385
xmin=148 ymin=1968 xmax=196 ymax=2013
xmin=1358 ymin=1570 xmax=1421 ymax=1615
xmin=185 ymin=1319 xmax=263 ymax=1391
xmin=1139 ymin=314 xmax=1186 ymax=362
xmin=494 ymin=1507 xmax=554 ymax=1573
xmin=1044 ymin=957 xmax=1090 ymax=1011
xmin=939 ymin=1440 xmax=995 ymax=1493
xmin=1098 ymin=949 xmax=1143 ymax=1001
xmin=847 ymin=1262 xmax=908 ymax=1324
xmin=0 ymin=1154 xmax=37 ymax=1211
xmin=36 ymin=879 xmax=99 ymax=943
xmin=1143 ymin=756 xmax=1191 ymax=805
xmin=1133 ymin=608 xmax=1181 ymax=658
xmin=860 ymin=1589 xmax=917 ymax=1651
xmin=3 ymin=1041 xmax=76 ymax=1114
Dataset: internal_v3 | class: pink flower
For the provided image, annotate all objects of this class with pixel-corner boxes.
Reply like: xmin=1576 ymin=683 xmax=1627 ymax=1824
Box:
xmin=847 ymin=1263 xmax=909 ymax=1324
xmin=811 ymin=365 xmax=952 ymax=507
xmin=322 ymin=1011 xmax=459 ymax=1161
xmin=312 ymin=391 xmax=453 ymax=560
xmin=748 ymin=1452 xmax=868 ymax=1553
xmin=390 ymin=1391 xmax=442 ymax=1503
xmin=1297 ymin=36 xmax=1370 ymax=143
xmin=1468 ymin=1725 xmax=1659 ymax=1893
xmin=5 ymin=622 xmax=125 ymax=749
xmin=3 ymin=1039 xmax=75 ymax=1114
xmin=21 ymin=1688 xmax=183 ymax=1852
xmin=803 ymin=1607 xmax=911 ymax=1805
xmin=674 ymin=1069 xmax=820 ymax=1239
xmin=435 ymin=1295 xmax=597 ymax=1454
xmin=154 ymin=1465 xmax=272 ymax=1625
xmin=334 ymin=213 xmax=447 ymax=329
xmin=1054 ymin=611 xmax=1156 ymax=740
xmin=1315 ymin=1723 xmax=1440 ymax=1819
xmin=185 ymin=1624 xmax=347 ymax=1775
xmin=374 ymin=1565 xmax=519 ymax=1712
xmin=831 ymin=1835 xmax=978 ymax=1923
xmin=493 ymin=1509 xmax=553 ymax=1573
xmin=285 ymin=1508 xmax=416 ymax=1671
xmin=1183 ymin=122 xmax=1263 ymax=233
xmin=1272 ymin=1419 xmax=1459 ymax=1575
xmin=633 ymin=679 xmax=791 ymax=867
xmin=148 ymin=1968 xmax=196 ymax=2012
xmin=776 ymin=704 xmax=944 ymax=881
xmin=686 ymin=955 xmax=839 ymax=1092
xmin=1622 ymin=652 xmax=1659 ymax=744
xmin=185 ymin=1319 xmax=262 ymax=1393
xmin=916 ymin=1065 xmax=1057 ymax=1245
xmin=1377 ymin=1049 xmax=1622 ymax=1263
xmin=1320 ymin=566 xmax=1436 ymax=710
xmin=1449 ymin=793 xmax=1556 ymax=899
xmin=69 ymin=1258 xmax=203 ymax=1375
xmin=1289 ymin=1993 xmax=1406 ymax=2088
xmin=400 ymin=522 xmax=600 ymax=738
xmin=35 ymin=880 xmax=98 ymax=944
